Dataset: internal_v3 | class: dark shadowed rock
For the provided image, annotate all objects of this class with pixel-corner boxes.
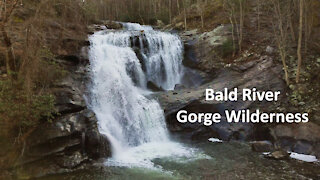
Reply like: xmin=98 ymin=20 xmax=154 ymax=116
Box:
xmin=292 ymin=141 xmax=313 ymax=155
xmin=183 ymin=40 xmax=200 ymax=69
xmin=147 ymin=81 xmax=163 ymax=92
xmin=56 ymin=55 xmax=80 ymax=64
xmin=174 ymin=84 xmax=185 ymax=90
xmin=270 ymin=123 xmax=320 ymax=157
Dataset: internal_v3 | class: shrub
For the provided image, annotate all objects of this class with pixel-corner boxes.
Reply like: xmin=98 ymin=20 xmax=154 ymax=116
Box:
xmin=0 ymin=80 xmax=56 ymax=136
xmin=218 ymin=39 xmax=235 ymax=57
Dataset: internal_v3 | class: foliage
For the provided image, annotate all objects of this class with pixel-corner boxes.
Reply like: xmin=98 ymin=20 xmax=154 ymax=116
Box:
xmin=0 ymin=80 xmax=56 ymax=134
xmin=219 ymin=39 xmax=235 ymax=58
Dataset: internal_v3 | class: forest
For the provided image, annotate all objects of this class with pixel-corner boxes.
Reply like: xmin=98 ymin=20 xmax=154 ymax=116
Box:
xmin=1 ymin=0 xmax=320 ymax=179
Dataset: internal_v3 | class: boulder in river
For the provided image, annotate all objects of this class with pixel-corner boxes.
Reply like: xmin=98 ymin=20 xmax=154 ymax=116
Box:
xmin=251 ymin=141 xmax=274 ymax=152
xmin=104 ymin=21 xmax=123 ymax=29
xmin=264 ymin=150 xmax=290 ymax=160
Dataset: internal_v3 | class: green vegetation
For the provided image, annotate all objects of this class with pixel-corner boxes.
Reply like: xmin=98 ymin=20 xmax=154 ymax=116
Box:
xmin=219 ymin=39 xmax=235 ymax=58
xmin=0 ymin=0 xmax=94 ymax=135
xmin=0 ymin=0 xmax=100 ymax=169
xmin=0 ymin=80 xmax=55 ymax=132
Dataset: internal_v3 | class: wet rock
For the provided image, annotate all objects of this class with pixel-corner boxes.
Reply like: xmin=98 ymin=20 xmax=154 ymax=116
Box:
xmin=174 ymin=84 xmax=185 ymax=90
xmin=147 ymin=81 xmax=163 ymax=92
xmin=265 ymin=150 xmax=290 ymax=160
xmin=104 ymin=21 xmax=123 ymax=29
xmin=88 ymin=24 xmax=105 ymax=32
xmin=85 ymin=131 xmax=111 ymax=159
xmin=183 ymin=40 xmax=200 ymax=69
xmin=251 ymin=141 xmax=274 ymax=152
xmin=55 ymin=151 xmax=87 ymax=169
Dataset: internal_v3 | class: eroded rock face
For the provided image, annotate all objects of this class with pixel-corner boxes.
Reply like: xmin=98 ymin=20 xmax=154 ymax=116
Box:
xmin=180 ymin=25 xmax=233 ymax=72
xmin=16 ymin=43 xmax=111 ymax=179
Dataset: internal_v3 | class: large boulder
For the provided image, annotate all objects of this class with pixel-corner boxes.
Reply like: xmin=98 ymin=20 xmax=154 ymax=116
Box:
xmin=157 ymin=56 xmax=285 ymax=141
xmin=15 ymin=110 xmax=111 ymax=178
xmin=181 ymin=25 xmax=234 ymax=72
xmin=104 ymin=21 xmax=123 ymax=30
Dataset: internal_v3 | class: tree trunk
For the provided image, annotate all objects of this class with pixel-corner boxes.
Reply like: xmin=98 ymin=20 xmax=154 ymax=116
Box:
xmin=296 ymin=0 xmax=303 ymax=83
xmin=177 ymin=0 xmax=180 ymax=15
xmin=169 ymin=0 xmax=172 ymax=24
xmin=183 ymin=0 xmax=187 ymax=30
xmin=257 ymin=0 xmax=260 ymax=32
xmin=280 ymin=47 xmax=290 ymax=86
xmin=238 ymin=0 xmax=244 ymax=52
xmin=1 ymin=25 xmax=17 ymax=80
xmin=229 ymin=17 xmax=236 ymax=57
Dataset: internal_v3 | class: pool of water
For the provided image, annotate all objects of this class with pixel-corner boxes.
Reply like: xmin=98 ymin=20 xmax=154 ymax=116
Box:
xmin=37 ymin=141 xmax=319 ymax=180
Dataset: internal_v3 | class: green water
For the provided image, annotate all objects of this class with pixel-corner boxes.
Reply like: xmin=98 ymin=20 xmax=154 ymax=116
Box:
xmin=37 ymin=141 xmax=319 ymax=180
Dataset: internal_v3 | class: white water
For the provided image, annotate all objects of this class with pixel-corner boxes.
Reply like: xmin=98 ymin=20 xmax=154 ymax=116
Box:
xmin=89 ymin=23 xmax=198 ymax=168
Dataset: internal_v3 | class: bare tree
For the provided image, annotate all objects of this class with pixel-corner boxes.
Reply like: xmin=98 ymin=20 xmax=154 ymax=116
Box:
xmin=197 ymin=0 xmax=204 ymax=29
xmin=183 ymin=0 xmax=188 ymax=30
xmin=296 ymin=0 xmax=303 ymax=83
xmin=0 ymin=0 xmax=19 ymax=80
xmin=169 ymin=0 xmax=172 ymax=24
xmin=271 ymin=0 xmax=290 ymax=85
xmin=224 ymin=0 xmax=246 ymax=54
xmin=238 ymin=0 xmax=244 ymax=52
xmin=224 ymin=0 xmax=236 ymax=56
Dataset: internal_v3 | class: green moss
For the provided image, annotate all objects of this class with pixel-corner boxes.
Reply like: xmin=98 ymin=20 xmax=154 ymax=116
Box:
xmin=218 ymin=39 xmax=235 ymax=58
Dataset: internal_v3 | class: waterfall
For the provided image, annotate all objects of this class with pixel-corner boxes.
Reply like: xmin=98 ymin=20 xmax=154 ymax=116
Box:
xmin=88 ymin=23 xmax=193 ymax=168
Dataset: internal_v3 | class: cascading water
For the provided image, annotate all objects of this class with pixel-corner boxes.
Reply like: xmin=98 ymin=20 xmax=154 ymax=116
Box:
xmin=89 ymin=22 xmax=199 ymax=168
